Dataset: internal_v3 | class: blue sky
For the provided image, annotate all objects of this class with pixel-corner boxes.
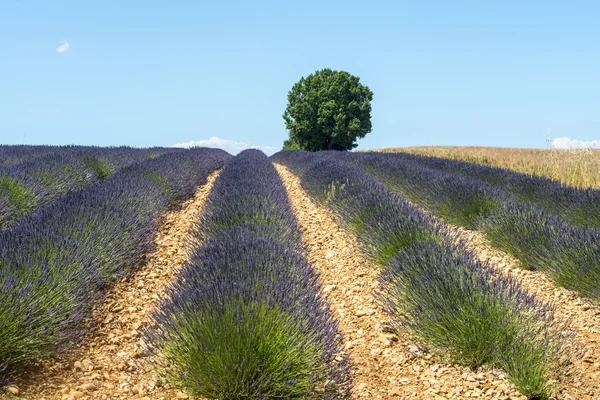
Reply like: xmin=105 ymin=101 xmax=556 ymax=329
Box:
xmin=1 ymin=1 xmax=598 ymax=153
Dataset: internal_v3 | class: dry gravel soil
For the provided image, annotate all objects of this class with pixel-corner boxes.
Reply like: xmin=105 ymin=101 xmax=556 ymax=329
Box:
xmin=2 ymin=164 xmax=600 ymax=400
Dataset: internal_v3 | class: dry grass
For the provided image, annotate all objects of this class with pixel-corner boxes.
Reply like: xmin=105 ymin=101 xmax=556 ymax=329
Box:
xmin=376 ymin=146 xmax=600 ymax=189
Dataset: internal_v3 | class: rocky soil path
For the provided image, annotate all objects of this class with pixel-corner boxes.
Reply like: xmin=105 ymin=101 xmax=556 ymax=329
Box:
xmin=276 ymin=164 xmax=526 ymax=400
xmin=3 ymin=171 xmax=220 ymax=400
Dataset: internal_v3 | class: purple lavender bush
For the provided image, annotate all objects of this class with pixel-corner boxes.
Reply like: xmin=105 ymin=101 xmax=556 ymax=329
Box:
xmin=0 ymin=145 xmax=193 ymax=230
xmin=334 ymin=151 xmax=600 ymax=301
xmin=147 ymin=149 xmax=351 ymax=399
xmin=0 ymin=145 xmax=57 ymax=167
xmin=385 ymin=151 xmax=600 ymax=229
xmin=272 ymin=150 xmax=571 ymax=400
xmin=0 ymin=148 xmax=229 ymax=382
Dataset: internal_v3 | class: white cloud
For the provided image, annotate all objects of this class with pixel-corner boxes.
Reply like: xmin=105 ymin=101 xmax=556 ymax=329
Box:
xmin=172 ymin=136 xmax=278 ymax=156
xmin=56 ymin=41 xmax=70 ymax=53
xmin=551 ymin=137 xmax=600 ymax=149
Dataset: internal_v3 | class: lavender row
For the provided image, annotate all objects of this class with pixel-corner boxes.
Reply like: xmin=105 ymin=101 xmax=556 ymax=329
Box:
xmin=272 ymin=150 xmax=570 ymax=400
xmin=335 ymin=151 xmax=600 ymax=300
xmin=0 ymin=145 xmax=51 ymax=167
xmin=147 ymin=149 xmax=350 ymax=399
xmin=0 ymin=146 xmax=184 ymax=229
xmin=0 ymin=148 xmax=230 ymax=381
xmin=0 ymin=145 xmax=181 ymax=168
xmin=383 ymin=151 xmax=600 ymax=229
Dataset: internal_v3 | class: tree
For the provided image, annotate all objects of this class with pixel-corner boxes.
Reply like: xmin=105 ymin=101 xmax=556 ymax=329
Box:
xmin=282 ymin=69 xmax=373 ymax=151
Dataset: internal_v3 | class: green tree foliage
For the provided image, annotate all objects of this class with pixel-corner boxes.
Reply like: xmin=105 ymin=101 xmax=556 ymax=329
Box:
xmin=283 ymin=69 xmax=373 ymax=151
xmin=282 ymin=138 xmax=302 ymax=150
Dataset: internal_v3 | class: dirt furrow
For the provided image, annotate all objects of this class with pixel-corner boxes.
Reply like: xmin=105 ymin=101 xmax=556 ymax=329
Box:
xmin=4 ymin=171 xmax=220 ymax=400
xmin=276 ymin=164 xmax=525 ymax=400
xmin=455 ymin=227 xmax=600 ymax=400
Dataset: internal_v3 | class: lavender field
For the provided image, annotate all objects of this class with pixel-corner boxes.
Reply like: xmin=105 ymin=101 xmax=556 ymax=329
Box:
xmin=1 ymin=146 xmax=599 ymax=400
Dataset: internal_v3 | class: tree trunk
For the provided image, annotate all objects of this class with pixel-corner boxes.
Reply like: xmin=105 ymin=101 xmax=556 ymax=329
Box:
xmin=326 ymin=135 xmax=333 ymax=150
